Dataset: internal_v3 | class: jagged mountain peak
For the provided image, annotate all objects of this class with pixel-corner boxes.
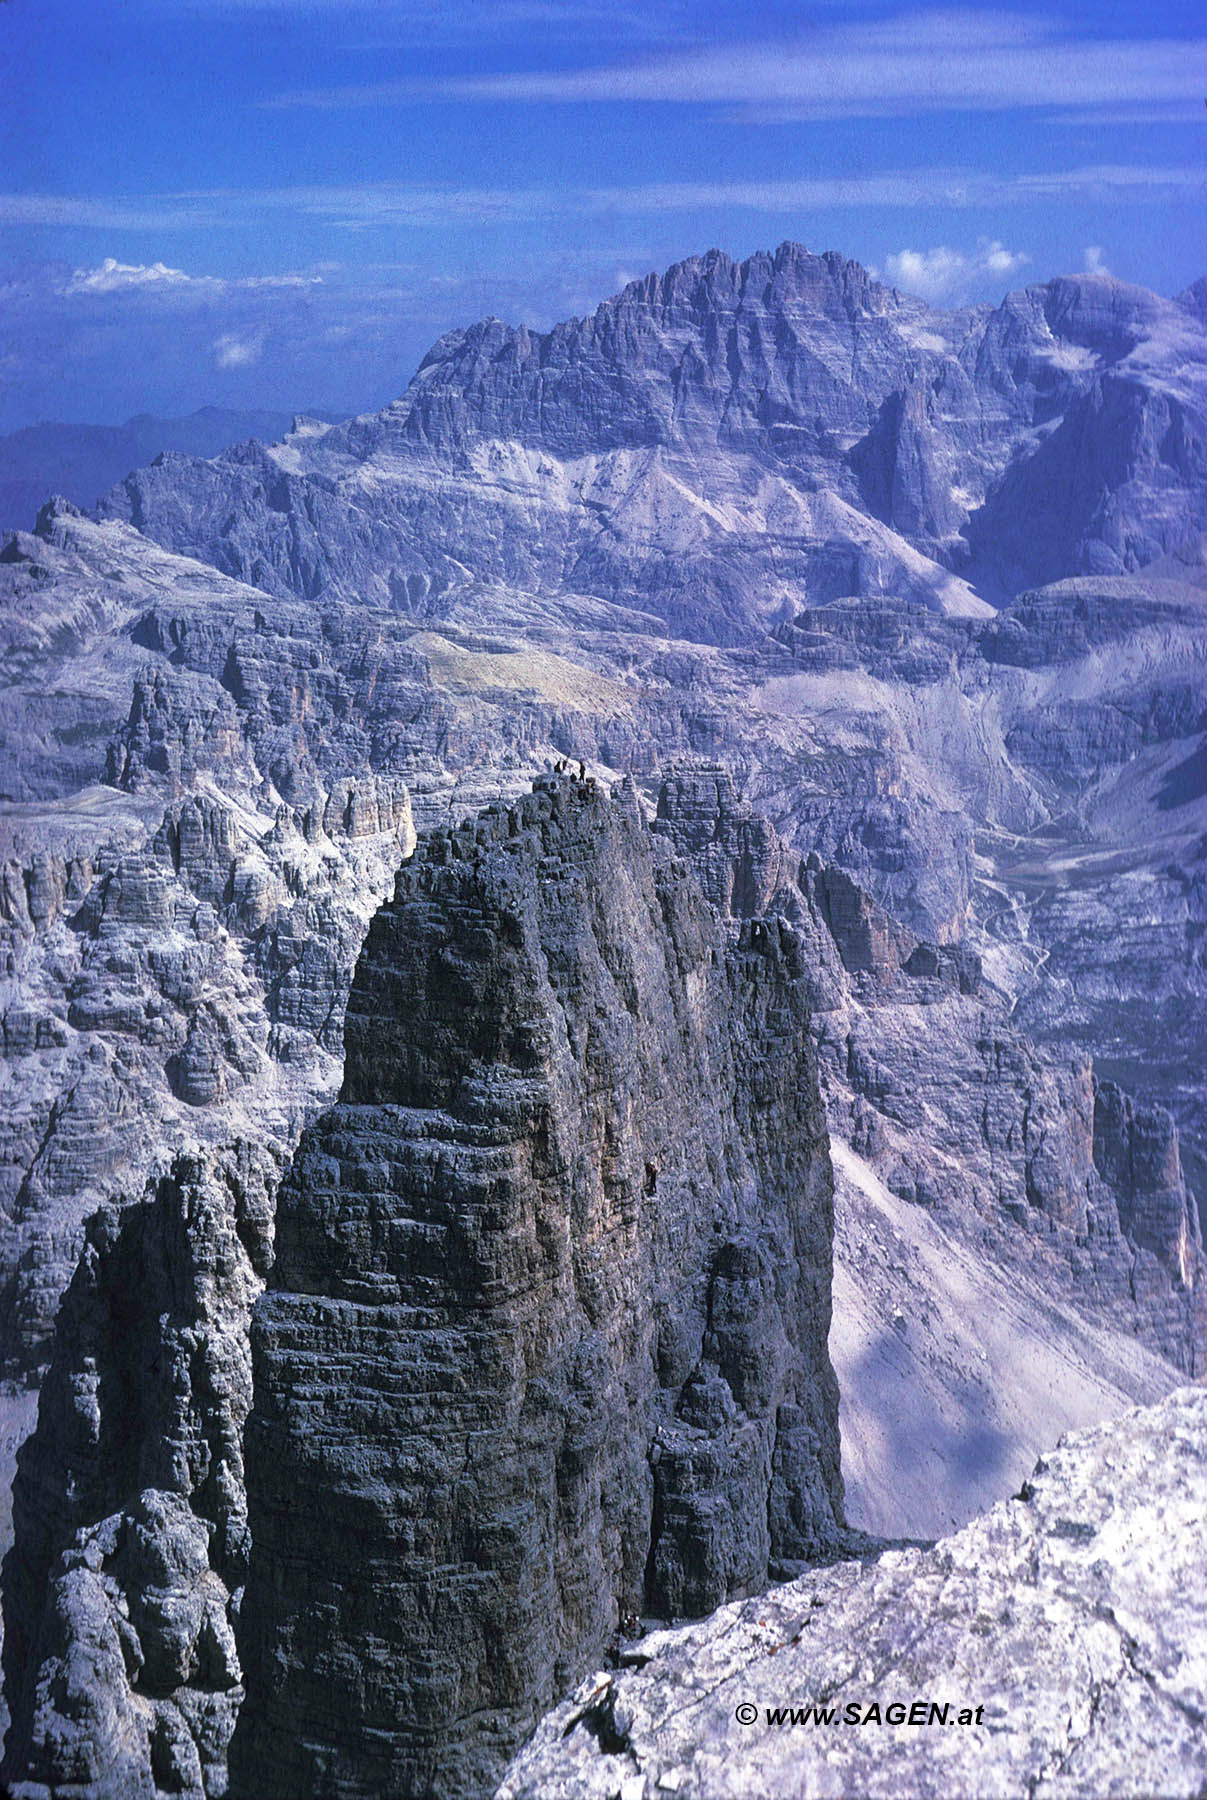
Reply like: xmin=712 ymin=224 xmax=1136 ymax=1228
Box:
xmin=413 ymin=241 xmax=903 ymax=380
xmin=600 ymin=238 xmax=906 ymax=320
xmin=32 ymin=494 xmax=86 ymax=537
xmin=4 ymin=199 xmax=1207 ymax=1793
xmin=400 ymin=237 xmax=922 ymax=437
xmin=93 ymin=239 xmax=1207 ymax=632
xmin=228 ymin=769 xmax=843 ymax=1796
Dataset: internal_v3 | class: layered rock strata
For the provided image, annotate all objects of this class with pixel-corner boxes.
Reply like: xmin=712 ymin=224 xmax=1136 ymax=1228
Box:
xmin=1 ymin=240 xmax=1205 ymax=1799
xmin=5 ymin=501 xmax=1206 ymax=1325
xmin=0 ymin=772 xmax=412 ymax=1378
xmin=501 ymin=1387 xmax=1207 ymax=1800
xmin=101 ymin=250 xmax=1207 ymax=631
xmin=229 ymin=774 xmax=843 ymax=1799
xmin=0 ymin=505 xmax=418 ymax=1376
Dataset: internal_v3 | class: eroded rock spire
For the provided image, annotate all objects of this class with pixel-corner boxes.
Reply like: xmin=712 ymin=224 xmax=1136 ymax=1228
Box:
xmin=229 ymin=774 xmax=843 ymax=1798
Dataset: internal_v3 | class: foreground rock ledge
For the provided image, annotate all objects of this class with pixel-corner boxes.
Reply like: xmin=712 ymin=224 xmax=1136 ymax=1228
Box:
xmin=500 ymin=1388 xmax=1207 ymax=1800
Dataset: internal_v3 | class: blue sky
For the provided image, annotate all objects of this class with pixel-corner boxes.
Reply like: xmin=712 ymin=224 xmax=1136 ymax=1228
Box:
xmin=1 ymin=0 xmax=1204 ymax=428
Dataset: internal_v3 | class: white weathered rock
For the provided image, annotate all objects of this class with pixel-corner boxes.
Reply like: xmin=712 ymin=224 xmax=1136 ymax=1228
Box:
xmin=100 ymin=249 xmax=1207 ymax=629
xmin=500 ymin=1388 xmax=1207 ymax=1800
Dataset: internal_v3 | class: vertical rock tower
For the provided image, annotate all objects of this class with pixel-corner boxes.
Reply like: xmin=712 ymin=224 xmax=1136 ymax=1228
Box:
xmin=230 ymin=774 xmax=842 ymax=1798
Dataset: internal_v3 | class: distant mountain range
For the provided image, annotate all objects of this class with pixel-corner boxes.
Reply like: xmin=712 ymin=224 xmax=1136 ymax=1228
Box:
xmin=99 ymin=245 xmax=1207 ymax=636
xmin=0 ymin=406 xmax=344 ymax=533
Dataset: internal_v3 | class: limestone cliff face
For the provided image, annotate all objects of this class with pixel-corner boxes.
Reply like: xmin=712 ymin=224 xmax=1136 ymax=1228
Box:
xmin=0 ymin=513 xmax=417 ymax=1379
xmin=100 ymin=253 xmax=1207 ymax=633
xmin=230 ymin=774 xmax=842 ymax=1799
xmin=0 ymin=773 xmax=412 ymax=1379
xmin=1093 ymin=1081 xmax=1199 ymax=1283
xmin=2 ymin=772 xmax=1199 ymax=1799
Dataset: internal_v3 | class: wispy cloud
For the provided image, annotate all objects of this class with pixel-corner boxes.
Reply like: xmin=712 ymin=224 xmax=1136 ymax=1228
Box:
xmin=0 ymin=194 xmax=214 ymax=231
xmin=166 ymin=0 xmax=659 ymax=17
xmin=160 ymin=0 xmax=688 ymax=33
xmin=264 ymin=9 xmax=1207 ymax=118
xmin=1010 ymin=164 xmax=1207 ymax=197
xmin=1083 ymin=245 xmax=1110 ymax=276
xmin=2 ymin=163 xmax=1202 ymax=247
xmin=213 ymin=329 xmax=266 ymax=368
xmin=167 ymin=165 xmax=1207 ymax=229
xmin=880 ymin=239 xmax=1029 ymax=303
xmin=63 ymin=256 xmax=323 ymax=296
xmin=1049 ymin=104 xmax=1207 ymax=127
xmin=225 ymin=182 xmax=558 ymax=227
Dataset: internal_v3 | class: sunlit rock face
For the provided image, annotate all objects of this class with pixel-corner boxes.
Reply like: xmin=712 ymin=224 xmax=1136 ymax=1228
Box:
xmin=82 ymin=249 xmax=1207 ymax=1195
xmin=229 ymin=775 xmax=843 ymax=1800
xmin=0 ymin=408 xmax=310 ymax=535
xmin=500 ymin=1388 xmax=1207 ymax=1800
xmin=650 ymin=768 xmax=1204 ymax=1546
xmin=3 ymin=775 xmax=1200 ymax=1800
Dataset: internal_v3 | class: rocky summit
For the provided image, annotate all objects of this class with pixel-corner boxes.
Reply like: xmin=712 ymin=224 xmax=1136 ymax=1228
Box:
xmin=84 ymin=249 xmax=1207 ymax=1197
xmin=6 ymin=769 xmax=1202 ymax=1797
xmin=6 ymin=774 xmax=1202 ymax=1800
xmin=229 ymin=774 xmax=842 ymax=1800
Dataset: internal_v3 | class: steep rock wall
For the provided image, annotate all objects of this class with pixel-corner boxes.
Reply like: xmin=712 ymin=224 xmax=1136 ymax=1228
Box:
xmin=0 ymin=774 xmax=412 ymax=1379
xmin=3 ymin=771 xmax=1201 ymax=1798
xmin=653 ymin=769 xmax=1206 ymax=1380
xmin=230 ymin=774 xmax=842 ymax=1799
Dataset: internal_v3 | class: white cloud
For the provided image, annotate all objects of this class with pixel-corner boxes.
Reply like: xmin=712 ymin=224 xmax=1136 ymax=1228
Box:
xmin=169 ymin=0 xmax=666 ymax=23
xmin=1050 ymin=104 xmax=1207 ymax=126
xmin=265 ymin=9 xmax=1207 ymax=118
xmin=2 ymin=161 xmax=1201 ymax=257
xmin=882 ymin=239 xmax=1030 ymax=302
xmin=163 ymin=0 xmax=699 ymax=56
xmin=213 ymin=330 xmax=266 ymax=368
xmin=63 ymin=257 xmax=323 ymax=297
xmin=65 ymin=257 xmax=208 ymax=294
xmin=981 ymin=241 xmax=1030 ymax=277
xmin=1 ymin=162 xmax=1201 ymax=251
xmin=1013 ymin=164 xmax=1207 ymax=196
xmin=233 ymin=173 xmax=958 ymax=227
xmin=1083 ymin=245 xmax=1111 ymax=275
xmin=883 ymin=248 xmax=966 ymax=300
